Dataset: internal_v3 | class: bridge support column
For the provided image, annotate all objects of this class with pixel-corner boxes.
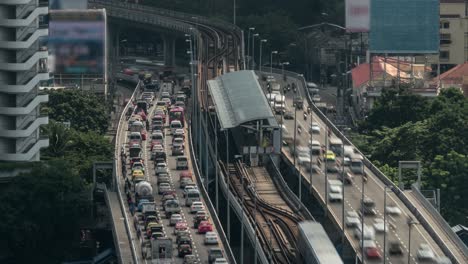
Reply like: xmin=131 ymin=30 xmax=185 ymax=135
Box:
xmin=163 ymin=34 xmax=176 ymax=67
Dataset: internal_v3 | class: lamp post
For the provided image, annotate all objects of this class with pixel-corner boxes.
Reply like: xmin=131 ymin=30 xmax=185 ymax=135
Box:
xmin=281 ymin=61 xmax=289 ymax=76
xmin=225 ymin=130 xmax=231 ymax=242
xmin=234 ymin=154 xmax=244 ymax=263
xmin=251 ymin=34 xmax=259 ymax=70
xmin=270 ymin=50 xmax=278 ymax=74
xmin=233 ymin=0 xmax=236 ymax=25
xmin=383 ymin=186 xmax=389 ymax=264
xmin=407 ymin=218 xmax=419 ymax=264
xmin=247 ymin=27 xmax=255 ymax=69
xmin=258 ymin=38 xmax=267 ymax=71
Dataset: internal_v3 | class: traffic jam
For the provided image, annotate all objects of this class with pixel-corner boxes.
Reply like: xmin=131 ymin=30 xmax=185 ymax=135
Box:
xmin=120 ymin=75 xmax=227 ymax=264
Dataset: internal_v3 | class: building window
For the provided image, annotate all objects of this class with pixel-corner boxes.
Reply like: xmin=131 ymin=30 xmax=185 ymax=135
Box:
xmin=440 ymin=33 xmax=452 ymax=45
xmin=440 ymin=21 xmax=450 ymax=29
xmin=440 ymin=51 xmax=450 ymax=61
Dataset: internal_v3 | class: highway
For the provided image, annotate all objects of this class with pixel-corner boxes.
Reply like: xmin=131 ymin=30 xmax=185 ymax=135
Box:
xmin=116 ymin=81 xmax=229 ymax=263
xmin=259 ymin=72 xmax=457 ymax=264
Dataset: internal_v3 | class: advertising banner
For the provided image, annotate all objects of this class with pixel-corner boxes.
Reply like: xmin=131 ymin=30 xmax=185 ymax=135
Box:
xmin=346 ymin=0 xmax=370 ymax=33
xmin=49 ymin=11 xmax=105 ymax=74
xmin=370 ymin=0 xmax=439 ymax=54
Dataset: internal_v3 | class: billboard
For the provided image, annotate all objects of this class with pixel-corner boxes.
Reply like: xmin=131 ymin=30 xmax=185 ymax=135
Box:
xmin=48 ymin=10 xmax=105 ymax=75
xmin=345 ymin=0 xmax=370 ymax=33
xmin=370 ymin=0 xmax=439 ymax=54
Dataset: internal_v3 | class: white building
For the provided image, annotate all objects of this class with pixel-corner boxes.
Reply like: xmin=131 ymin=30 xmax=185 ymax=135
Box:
xmin=0 ymin=0 xmax=50 ymax=161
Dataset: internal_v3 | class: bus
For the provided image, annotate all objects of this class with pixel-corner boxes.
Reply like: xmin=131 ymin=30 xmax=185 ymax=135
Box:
xmin=169 ymin=107 xmax=185 ymax=126
xmin=297 ymin=221 xmax=343 ymax=264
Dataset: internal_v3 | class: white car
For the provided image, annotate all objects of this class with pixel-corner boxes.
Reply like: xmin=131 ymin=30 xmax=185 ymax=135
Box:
xmin=312 ymin=94 xmax=321 ymax=102
xmin=309 ymin=122 xmax=321 ymax=134
xmin=183 ymin=185 xmax=197 ymax=197
xmin=345 ymin=210 xmax=361 ymax=228
xmin=354 ymin=224 xmax=375 ymax=240
xmin=214 ymin=258 xmax=228 ymax=264
xmin=417 ymin=243 xmax=435 ymax=261
xmin=155 ymin=163 xmax=168 ymax=175
xmin=385 ymin=205 xmax=402 ymax=216
xmin=161 ymin=92 xmax=170 ymax=99
xmin=169 ymin=214 xmax=183 ymax=226
xmin=373 ymin=218 xmax=388 ymax=233
xmin=158 ymin=183 xmax=172 ymax=194
xmin=190 ymin=201 xmax=205 ymax=213
xmin=204 ymin=231 xmax=219 ymax=245
xmin=173 ymin=137 xmax=184 ymax=148
xmin=174 ymin=128 xmax=185 ymax=139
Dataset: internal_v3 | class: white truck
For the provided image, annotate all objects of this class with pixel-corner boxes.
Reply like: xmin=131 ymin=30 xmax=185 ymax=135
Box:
xmin=274 ymin=95 xmax=286 ymax=114
xmin=328 ymin=179 xmax=343 ymax=202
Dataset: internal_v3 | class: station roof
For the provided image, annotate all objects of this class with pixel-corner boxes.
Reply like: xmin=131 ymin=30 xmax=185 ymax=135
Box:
xmin=208 ymin=70 xmax=277 ymax=130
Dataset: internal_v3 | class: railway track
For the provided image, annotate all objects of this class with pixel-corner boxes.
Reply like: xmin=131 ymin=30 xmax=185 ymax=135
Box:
xmin=222 ymin=161 xmax=303 ymax=264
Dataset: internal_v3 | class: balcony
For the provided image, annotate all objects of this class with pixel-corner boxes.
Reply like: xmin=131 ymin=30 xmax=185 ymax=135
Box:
xmin=0 ymin=116 xmax=48 ymax=138
xmin=0 ymin=29 xmax=48 ymax=49
xmin=0 ymin=94 xmax=48 ymax=116
xmin=0 ymin=51 xmax=47 ymax=71
xmin=0 ymin=136 xmax=49 ymax=162
xmin=2 ymin=73 xmax=50 ymax=94
xmin=0 ymin=7 xmax=48 ymax=27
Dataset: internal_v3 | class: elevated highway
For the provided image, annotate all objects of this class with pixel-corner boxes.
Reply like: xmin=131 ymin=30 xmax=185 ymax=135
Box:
xmin=89 ymin=0 xmax=243 ymax=263
xmin=261 ymin=70 xmax=468 ymax=263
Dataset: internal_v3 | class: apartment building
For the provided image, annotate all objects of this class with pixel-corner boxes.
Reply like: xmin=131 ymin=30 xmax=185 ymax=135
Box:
xmin=0 ymin=0 xmax=50 ymax=162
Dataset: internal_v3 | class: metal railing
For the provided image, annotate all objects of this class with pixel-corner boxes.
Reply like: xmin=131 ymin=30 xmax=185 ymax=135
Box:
xmin=113 ymin=81 xmax=142 ymax=264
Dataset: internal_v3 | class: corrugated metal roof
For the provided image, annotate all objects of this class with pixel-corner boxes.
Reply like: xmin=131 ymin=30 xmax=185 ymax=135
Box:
xmin=208 ymin=70 xmax=275 ymax=129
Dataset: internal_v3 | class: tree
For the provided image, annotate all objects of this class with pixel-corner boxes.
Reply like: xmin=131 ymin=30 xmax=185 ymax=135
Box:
xmin=45 ymin=90 xmax=109 ymax=134
xmin=0 ymin=161 xmax=91 ymax=263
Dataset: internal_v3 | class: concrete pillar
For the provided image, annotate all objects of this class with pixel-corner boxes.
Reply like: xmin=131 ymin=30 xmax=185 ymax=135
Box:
xmin=163 ymin=34 xmax=176 ymax=67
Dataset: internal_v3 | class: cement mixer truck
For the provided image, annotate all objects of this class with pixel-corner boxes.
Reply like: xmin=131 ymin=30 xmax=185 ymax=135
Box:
xmin=135 ymin=181 xmax=154 ymax=203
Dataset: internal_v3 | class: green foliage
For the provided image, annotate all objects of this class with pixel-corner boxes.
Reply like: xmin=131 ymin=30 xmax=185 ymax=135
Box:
xmin=42 ymin=122 xmax=113 ymax=183
xmin=357 ymin=88 xmax=468 ymax=224
xmin=45 ymin=89 xmax=109 ymax=134
xmin=0 ymin=161 xmax=91 ymax=263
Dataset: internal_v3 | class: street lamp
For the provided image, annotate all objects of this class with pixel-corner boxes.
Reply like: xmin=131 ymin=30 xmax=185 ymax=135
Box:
xmin=259 ymin=39 xmax=267 ymax=71
xmin=247 ymin=27 xmax=255 ymax=69
xmin=251 ymin=34 xmax=259 ymax=70
xmin=270 ymin=50 xmax=278 ymax=74
xmin=281 ymin=61 xmax=290 ymax=76
xmin=407 ymin=218 xmax=419 ymax=264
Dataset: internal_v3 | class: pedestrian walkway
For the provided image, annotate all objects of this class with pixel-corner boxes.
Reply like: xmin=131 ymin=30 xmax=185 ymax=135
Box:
xmin=106 ymin=190 xmax=134 ymax=264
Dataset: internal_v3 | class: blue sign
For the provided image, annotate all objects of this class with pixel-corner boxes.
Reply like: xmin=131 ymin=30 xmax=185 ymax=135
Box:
xmin=370 ymin=0 xmax=439 ymax=54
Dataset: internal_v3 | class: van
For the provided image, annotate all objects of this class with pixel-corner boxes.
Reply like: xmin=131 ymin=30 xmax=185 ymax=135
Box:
xmin=350 ymin=156 xmax=364 ymax=174
xmin=170 ymin=120 xmax=183 ymax=134
xmin=185 ymin=189 xmax=200 ymax=206
xmin=329 ymin=137 xmax=343 ymax=156
xmin=176 ymin=156 xmax=188 ymax=170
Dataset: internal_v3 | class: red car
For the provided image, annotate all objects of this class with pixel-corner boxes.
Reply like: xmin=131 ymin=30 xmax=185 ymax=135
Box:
xmin=197 ymin=221 xmax=213 ymax=234
xmin=174 ymin=221 xmax=188 ymax=235
xmin=366 ymin=247 xmax=382 ymax=259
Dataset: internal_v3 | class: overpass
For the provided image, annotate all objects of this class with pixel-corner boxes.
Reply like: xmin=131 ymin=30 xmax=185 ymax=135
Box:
xmin=262 ymin=68 xmax=468 ymax=263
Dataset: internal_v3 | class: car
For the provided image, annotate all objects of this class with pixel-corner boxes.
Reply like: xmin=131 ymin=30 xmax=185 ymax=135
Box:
xmin=284 ymin=110 xmax=294 ymax=120
xmin=176 ymin=156 xmax=188 ymax=170
xmin=198 ymin=221 xmax=213 ymax=234
xmin=180 ymin=178 xmax=194 ymax=189
xmin=178 ymin=244 xmax=192 ymax=258
xmin=174 ymin=128 xmax=185 ymax=139
xmin=340 ymin=171 xmax=353 ymax=184
xmin=161 ymin=97 xmax=171 ymax=106
xmin=161 ymin=91 xmax=170 ymax=99
xmin=183 ymin=185 xmax=197 ymax=197
xmin=172 ymin=145 xmax=184 ymax=156
xmin=158 ymin=183 xmax=172 ymax=194
xmin=388 ymin=241 xmax=403 ymax=255
xmin=417 ymin=243 xmax=435 ymax=261
xmin=176 ymin=231 xmax=190 ymax=244
xmin=155 ymin=163 xmax=168 ymax=175
xmin=373 ymin=218 xmax=388 ymax=233
xmin=366 ymin=247 xmax=382 ymax=259
xmin=361 ymin=197 xmax=377 ymax=216
xmin=173 ymin=136 xmax=184 ymax=147
xmin=175 ymin=221 xmax=189 ymax=235
xmin=312 ymin=94 xmax=321 ymax=102
xmin=385 ymin=204 xmax=402 ymax=216
xmin=345 ymin=210 xmax=361 ymax=228
xmin=170 ymin=214 xmax=183 ymax=226
xmin=204 ymin=231 xmax=218 ymax=244
xmin=191 ymin=201 xmax=205 ymax=213
xmin=434 ymin=256 xmax=452 ymax=264
xmin=183 ymin=254 xmax=197 ymax=264
xmin=354 ymin=224 xmax=375 ymax=240
xmin=324 ymin=150 xmax=336 ymax=161
xmin=213 ymin=258 xmax=228 ymax=264
xmin=137 ymin=199 xmax=150 ymax=212
xmin=208 ymin=248 xmax=224 ymax=264
xmin=309 ymin=122 xmax=321 ymax=134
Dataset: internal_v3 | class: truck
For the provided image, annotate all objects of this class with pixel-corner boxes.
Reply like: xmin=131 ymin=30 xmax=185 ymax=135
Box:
xmin=294 ymin=95 xmax=304 ymax=109
xmin=271 ymin=82 xmax=281 ymax=92
xmin=151 ymin=238 xmax=173 ymax=260
xmin=135 ymin=181 xmax=153 ymax=202
xmin=327 ymin=179 xmax=343 ymax=202
xmin=297 ymin=221 xmax=343 ymax=264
